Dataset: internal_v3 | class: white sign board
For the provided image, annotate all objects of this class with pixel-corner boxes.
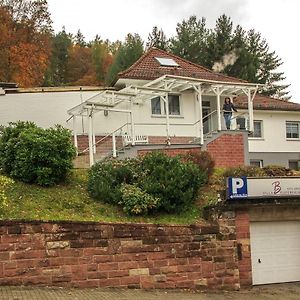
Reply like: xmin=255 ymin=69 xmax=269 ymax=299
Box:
xmin=227 ymin=177 xmax=300 ymax=199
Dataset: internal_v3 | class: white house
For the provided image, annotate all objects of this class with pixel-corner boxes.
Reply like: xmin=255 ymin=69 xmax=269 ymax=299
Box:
xmin=0 ymin=48 xmax=299 ymax=169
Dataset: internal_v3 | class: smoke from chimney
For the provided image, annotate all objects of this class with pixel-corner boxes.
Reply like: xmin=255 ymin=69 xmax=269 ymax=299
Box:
xmin=212 ymin=50 xmax=238 ymax=73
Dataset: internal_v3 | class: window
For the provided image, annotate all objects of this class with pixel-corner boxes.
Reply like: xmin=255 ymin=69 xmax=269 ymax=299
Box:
xmin=151 ymin=97 xmax=161 ymax=115
xmin=286 ymin=122 xmax=299 ymax=139
xmin=155 ymin=57 xmax=179 ymax=67
xmin=151 ymin=95 xmax=180 ymax=116
xmin=168 ymin=95 xmax=180 ymax=115
xmin=289 ymin=160 xmax=299 ymax=170
xmin=250 ymin=160 xmax=263 ymax=168
xmin=249 ymin=120 xmax=263 ymax=138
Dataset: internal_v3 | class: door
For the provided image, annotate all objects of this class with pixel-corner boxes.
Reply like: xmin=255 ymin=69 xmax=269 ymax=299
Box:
xmin=250 ymin=221 xmax=300 ymax=285
xmin=202 ymin=107 xmax=211 ymax=134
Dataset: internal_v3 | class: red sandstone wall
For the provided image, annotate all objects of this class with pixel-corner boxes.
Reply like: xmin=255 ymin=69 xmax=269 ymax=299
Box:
xmin=206 ymin=134 xmax=245 ymax=167
xmin=235 ymin=209 xmax=252 ymax=286
xmin=0 ymin=220 xmax=240 ymax=290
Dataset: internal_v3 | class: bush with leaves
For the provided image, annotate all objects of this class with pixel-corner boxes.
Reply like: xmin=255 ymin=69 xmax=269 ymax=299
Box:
xmin=0 ymin=121 xmax=37 ymax=174
xmin=88 ymin=152 xmax=207 ymax=215
xmin=119 ymin=184 xmax=160 ymax=215
xmin=138 ymin=152 xmax=207 ymax=213
xmin=181 ymin=150 xmax=215 ymax=182
xmin=88 ymin=158 xmax=139 ymax=204
xmin=0 ymin=122 xmax=76 ymax=186
xmin=262 ymin=165 xmax=294 ymax=177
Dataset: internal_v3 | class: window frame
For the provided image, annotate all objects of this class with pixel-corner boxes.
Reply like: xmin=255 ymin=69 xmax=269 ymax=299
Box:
xmin=151 ymin=94 xmax=182 ymax=117
xmin=250 ymin=159 xmax=264 ymax=168
xmin=286 ymin=121 xmax=300 ymax=139
xmin=249 ymin=120 xmax=263 ymax=139
xmin=288 ymin=160 xmax=300 ymax=170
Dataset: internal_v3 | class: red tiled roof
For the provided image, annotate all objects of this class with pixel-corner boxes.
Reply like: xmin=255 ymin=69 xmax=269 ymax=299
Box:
xmin=118 ymin=47 xmax=246 ymax=84
xmin=235 ymin=94 xmax=300 ymax=111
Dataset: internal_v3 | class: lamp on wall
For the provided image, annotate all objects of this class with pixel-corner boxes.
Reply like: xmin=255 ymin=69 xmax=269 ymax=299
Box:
xmin=104 ymin=110 xmax=108 ymax=117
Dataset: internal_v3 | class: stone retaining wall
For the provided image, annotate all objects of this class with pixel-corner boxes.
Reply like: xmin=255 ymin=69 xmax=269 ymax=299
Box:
xmin=0 ymin=218 xmax=240 ymax=290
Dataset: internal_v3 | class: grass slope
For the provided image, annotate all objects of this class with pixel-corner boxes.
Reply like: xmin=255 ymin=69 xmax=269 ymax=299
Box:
xmin=2 ymin=169 xmax=203 ymax=225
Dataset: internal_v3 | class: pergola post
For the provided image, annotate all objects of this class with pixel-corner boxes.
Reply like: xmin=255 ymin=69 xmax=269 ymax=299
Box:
xmin=194 ymin=85 xmax=204 ymax=144
xmin=88 ymin=110 xmax=94 ymax=167
xmin=162 ymin=94 xmax=170 ymax=142
xmin=92 ymin=116 xmax=96 ymax=154
xmin=72 ymin=115 xmax=78 ymax=154
xmin=216 ymin=87 xmax=222 ymax=131
xmin=248 ymin=89 xmax=254 ymax=132
xmin=130 ymin=98 xmax=135 ymax=146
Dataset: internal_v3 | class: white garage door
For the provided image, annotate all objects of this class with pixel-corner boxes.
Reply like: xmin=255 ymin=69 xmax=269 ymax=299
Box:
xmin=250 ymin=221 xmax=300 ymax=285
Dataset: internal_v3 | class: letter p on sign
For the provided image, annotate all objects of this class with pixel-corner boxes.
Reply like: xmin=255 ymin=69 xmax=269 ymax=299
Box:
xmin=232 ymin=178 xmax=244 ymax=194
xmin=228 ymin=177 xmax=248 ymax=199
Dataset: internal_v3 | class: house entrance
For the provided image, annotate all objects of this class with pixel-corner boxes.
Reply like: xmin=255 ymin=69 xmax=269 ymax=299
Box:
xmin=202 ymin=107 xmax=211 ymax=134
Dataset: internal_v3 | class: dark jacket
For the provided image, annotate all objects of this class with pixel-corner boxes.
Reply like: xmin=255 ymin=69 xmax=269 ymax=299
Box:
xmin=223 ymin=102 xmax=237 ymax=114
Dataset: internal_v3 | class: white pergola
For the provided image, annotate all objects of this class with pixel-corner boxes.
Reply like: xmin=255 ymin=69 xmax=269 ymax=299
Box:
xmin=68 ymin=75 xmax=261 ymax=166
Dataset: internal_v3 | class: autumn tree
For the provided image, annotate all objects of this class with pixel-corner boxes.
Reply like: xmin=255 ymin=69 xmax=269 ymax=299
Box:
xmin=106 ymin=33 xmax=144 ymax=85
xmin=0 ymin=0 xmax=52 ymax=86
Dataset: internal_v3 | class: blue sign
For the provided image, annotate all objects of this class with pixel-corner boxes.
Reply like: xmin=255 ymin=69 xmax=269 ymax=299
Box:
xmin=227 ymin=177 xmax=248 ymax=199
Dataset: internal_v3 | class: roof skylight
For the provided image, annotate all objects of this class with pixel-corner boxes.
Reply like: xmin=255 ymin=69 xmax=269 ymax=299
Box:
xmin=155 ymin=57 xmax=179 ymax=67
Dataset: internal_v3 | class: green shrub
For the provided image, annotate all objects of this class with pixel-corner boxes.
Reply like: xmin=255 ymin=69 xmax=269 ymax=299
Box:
xmin=88 ymin=152 xmax=207 ymax=215
xmin=138 ymin=152 xmax=207 ymax=213
xmin=0 ymin=122 xmax=76 ymax=186
xmin=87 ymin=158 xmax=138 ymax=204
xmin=181 ymin=150 xmax=215 ymax=182
xmin=120 ymin=184 xmax=160 ymax=215
xmin=223 ymin=165 xmax=265 ymax=178
xmin=263 ymin=165 xmax=293 ymax=177
xmin=0 ymin=121 xmax=36 ymax=174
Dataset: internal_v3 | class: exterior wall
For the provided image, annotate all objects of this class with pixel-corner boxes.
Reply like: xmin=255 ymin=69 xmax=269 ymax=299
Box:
xmin=0 ymin=220 xmax=240 ymax=290
xmin=249 ymin=152 xmax=300 ymax=168
xmin=205 ymin=133 xmax=246 ymax=167
xmin=137 ymin=147 xmax=200 ymax=157
xmin=248 ymin=110 xmax=300 ymax=153
xmin=0 ymin=91 xmax=99 ymax=133
xmin=0 ymin=90 xmax=229 ymax=138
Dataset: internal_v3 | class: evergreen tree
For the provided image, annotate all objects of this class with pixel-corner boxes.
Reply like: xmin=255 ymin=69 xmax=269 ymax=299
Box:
xmin=206 ymin=14 xmax=234 ymax=70
xmin=203 ymin=15 xmax=290 ymax=99
xmin=169 ymin=15 xmax=209 ymax=66
xmin=75 ymin=29 xmax=86 ymax=47
xmin=44 ymin=27 xmax=72 ymax=86
xmin=106 ymin=33 xmax=144 ymax=85
xmin=146 ymin=26 xmax=168 ymax=50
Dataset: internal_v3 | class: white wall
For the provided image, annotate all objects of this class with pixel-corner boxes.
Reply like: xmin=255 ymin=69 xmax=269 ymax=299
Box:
xmin=249 ymin=110 xmax=300 ymax=153
xmin=0 ymin=91 xmax=98 ymax=133
xmin=0 ymin=90 xmax=205 ymax=137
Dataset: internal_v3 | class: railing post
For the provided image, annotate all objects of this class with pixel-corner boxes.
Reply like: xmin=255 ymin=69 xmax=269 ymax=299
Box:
xmin=112 ymin=132 xmax=117 ymax=158
xmin=92 ymin=117 xmax=96 ymax=154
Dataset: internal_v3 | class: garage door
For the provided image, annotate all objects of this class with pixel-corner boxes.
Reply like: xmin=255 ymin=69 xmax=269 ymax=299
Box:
xmin=250 ymin=221 xmax=300 ymax=285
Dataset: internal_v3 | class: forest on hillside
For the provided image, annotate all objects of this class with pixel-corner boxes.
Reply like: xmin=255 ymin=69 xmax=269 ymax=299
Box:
xmin=0 ymin=0 xmax=290 ymax=99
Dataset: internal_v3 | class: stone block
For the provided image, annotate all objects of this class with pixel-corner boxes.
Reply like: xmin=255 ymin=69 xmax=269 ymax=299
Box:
xmin=129 ymin=268 xmax=149 ymax=276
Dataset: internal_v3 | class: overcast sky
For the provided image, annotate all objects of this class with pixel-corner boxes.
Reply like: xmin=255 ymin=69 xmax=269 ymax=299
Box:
xmin=48 ymin=0 xmax=299 ymax=102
